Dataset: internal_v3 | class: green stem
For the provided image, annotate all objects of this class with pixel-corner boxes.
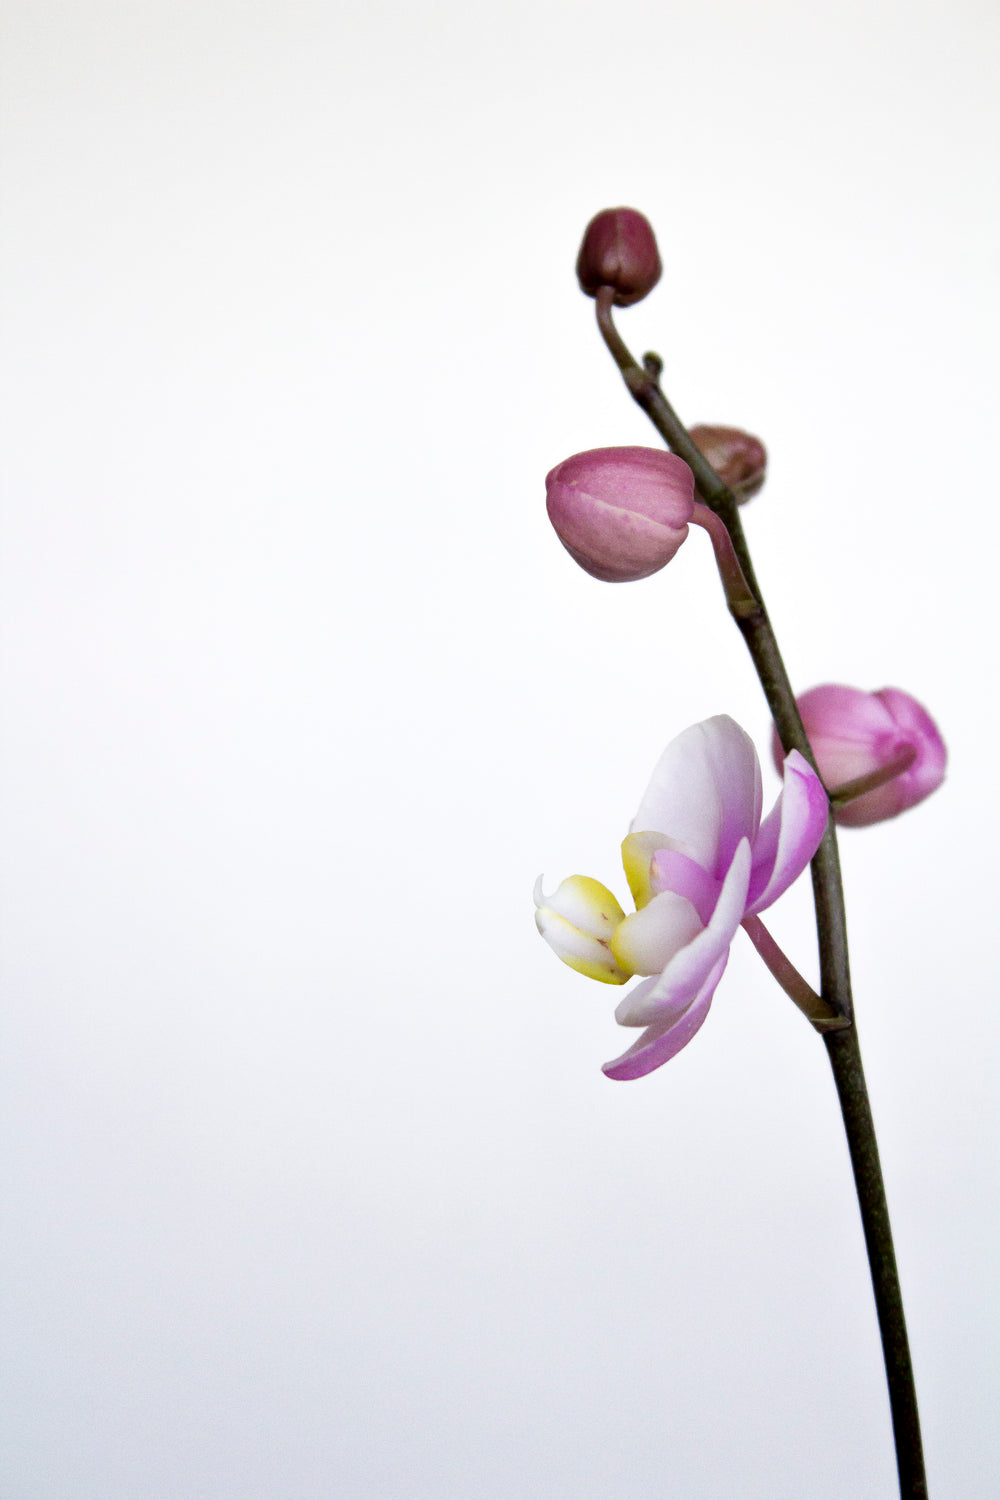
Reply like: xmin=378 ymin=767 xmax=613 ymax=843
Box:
xmin=824 ymin=1026 xmax=928 ymax=1499
xmin=593 ymin=289 xmax=927 ymax=1498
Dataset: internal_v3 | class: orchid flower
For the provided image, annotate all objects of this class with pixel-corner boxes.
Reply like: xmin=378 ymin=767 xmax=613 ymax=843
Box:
xmin=535 ymin=716 xmax=830 ymax=1080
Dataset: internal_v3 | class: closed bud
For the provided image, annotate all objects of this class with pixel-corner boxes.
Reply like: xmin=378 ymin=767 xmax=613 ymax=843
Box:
xmin=545 ymin=447 xmax=695 ymax=582
xmin=689 ymin=425 xmax=767 ymax=502
xmin=775 ymin=685 xmax=947 ymax=827
xmin=576 ymin=208 xmax=662 ymax=307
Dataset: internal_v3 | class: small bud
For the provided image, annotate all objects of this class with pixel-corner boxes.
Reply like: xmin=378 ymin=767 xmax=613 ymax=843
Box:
xmin=689 ymin=425 xmax=767 ymax=503
xmin=576 ymin=208 xmax=662 ymax=307
xmin=775 ymin=685 xmax=947 ymax=827
xmin=545 ymin=447 xmax=695 ymax=583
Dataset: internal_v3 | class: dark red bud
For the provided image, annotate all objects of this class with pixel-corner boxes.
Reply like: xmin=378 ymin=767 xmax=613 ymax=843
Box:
xmin=576 ymin=208 xmax=662 ymax=308
xmin=688 ymin=425 xmax=767 ymax=503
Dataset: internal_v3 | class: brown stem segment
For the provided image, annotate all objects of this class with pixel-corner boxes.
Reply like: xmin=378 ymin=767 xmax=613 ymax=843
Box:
xmin=825 ymin=1025 xmax=928 ymax=1498
xmin=593 ymin=289 xmax=927 ymax=1498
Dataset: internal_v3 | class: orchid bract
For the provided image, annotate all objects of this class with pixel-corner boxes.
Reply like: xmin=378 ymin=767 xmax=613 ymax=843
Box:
xmin=535 ymin=716 xmax=829 ymax=1080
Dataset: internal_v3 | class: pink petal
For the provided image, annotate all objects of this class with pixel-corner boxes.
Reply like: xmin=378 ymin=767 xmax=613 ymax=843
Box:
xmin=649 ymin=847 xmax=721 ymax=925
xmin=601 ymin=955 xmax=727 ymax=1080
xmin=745 ymin=750 xmax=829 ymax=916
xmin=613 ymin=839 xmax=751 ymax=1027
xmin=868 ymin=688 xmax=948 ymax=813
xmin=776 ymin=684 xmax=946 ymax=828
xmin=801 ymin=684 xmax=897 ymax=743
xmin=630 ymin=716 xmax=762 ymax=878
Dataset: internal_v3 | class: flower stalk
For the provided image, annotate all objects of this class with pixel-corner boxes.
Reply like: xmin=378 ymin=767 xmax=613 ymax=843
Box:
xmin=689 ymin=501 xmax=759 ymax=619
xmin=592 ymin=288 xmax=927 ymax=1498
xmin=739 ymin=914 xmax=846 ymax=1031
xmin=829 ymin=744 xmax=918 ymax=809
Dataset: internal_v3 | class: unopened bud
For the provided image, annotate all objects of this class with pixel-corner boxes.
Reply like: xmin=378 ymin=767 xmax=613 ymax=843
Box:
xmin=576 ymin=208 xmax=662 ymax=307
xmin=545 ymin=447 xmax=695 ymax=583
xmin=775 ymin=685 xmax=947 ymax=827
xmin=689 ymin=425 xmax=767 ymax=503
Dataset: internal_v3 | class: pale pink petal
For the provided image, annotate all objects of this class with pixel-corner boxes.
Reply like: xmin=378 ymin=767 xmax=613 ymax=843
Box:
xmin=602 ymin=954 xmax=727 ymax=1081
xmin=777 ymin=685 xmax=946 ymax=828
xmin=784 ymin=686 xmax=896 ymax=792
xmin=613 ymin=840 xmax=751 ymax=1026
xmin=630 ymin=716 xmax=762 ymax=877
xmin=610 ymin=974 xmax=661 ymax=1029
xmin=746 ymin=750 xmax=829 ymax=916
xmin=803 ymin=684 xmax=896 ymax=743
xmin=871 ymin=688 xmax=948 ymax=809
xmin=648 ymin=847 xmax=721 ymax=924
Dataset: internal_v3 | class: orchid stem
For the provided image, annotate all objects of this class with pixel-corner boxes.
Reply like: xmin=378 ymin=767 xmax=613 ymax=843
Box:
xmin=740 ymin=914 xmax=846 ymax=1031
xmin=830 ymin=746 xmax=918 ymax=808
xmin=594 ymin=291 xmax=928 ymax=1499
xmin=689 ymin=501 xmax=759 ymax=619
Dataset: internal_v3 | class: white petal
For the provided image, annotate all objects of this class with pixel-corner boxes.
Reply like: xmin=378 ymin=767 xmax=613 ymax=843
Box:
xmin=610 ymin=891 xmax=703 ymax=977
xmin=630 ymin=716 xmax=762 ymax=876
xmin=533 ymin=874 xmax=624 ymax=932
xmin=602 ymin=954 xmax=728 ymax=1081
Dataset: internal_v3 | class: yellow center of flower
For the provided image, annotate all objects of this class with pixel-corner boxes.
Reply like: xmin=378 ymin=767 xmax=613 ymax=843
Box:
xmin=533 ymin=874 xmax=631 ymax=984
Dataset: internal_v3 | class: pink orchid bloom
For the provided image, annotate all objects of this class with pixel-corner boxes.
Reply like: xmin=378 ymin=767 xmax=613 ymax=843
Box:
xmin=535 ymin=716 xmax=830 ymax=1081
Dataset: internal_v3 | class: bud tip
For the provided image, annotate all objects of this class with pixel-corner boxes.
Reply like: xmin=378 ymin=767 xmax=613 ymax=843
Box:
xmin=576 ymin=207 xmax=662 ymax=308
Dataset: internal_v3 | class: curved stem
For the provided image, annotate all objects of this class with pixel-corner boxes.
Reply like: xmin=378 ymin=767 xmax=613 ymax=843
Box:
xmin=593 ymin=292 xmax=927 ymax=1498
xmin=689 ymin=501 xmax=759 ymax=618
xmin=740 ymin=914 xmax=845 ymax=1030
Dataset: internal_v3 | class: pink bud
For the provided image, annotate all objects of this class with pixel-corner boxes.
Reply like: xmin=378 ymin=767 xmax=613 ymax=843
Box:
xmin=545 ymin=447 xmax=695 ymax=583
xmin=688 ymin=425 xmax=767 ymax=503
xmin=576 ymin=208 xmax=662 ymax=307
xmin=774 ymin=685 xmax=947 ymax=827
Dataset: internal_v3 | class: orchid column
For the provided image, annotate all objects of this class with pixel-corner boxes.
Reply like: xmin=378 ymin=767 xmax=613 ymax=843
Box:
xmin=535 ymin=207 xmax=945 ymax=1500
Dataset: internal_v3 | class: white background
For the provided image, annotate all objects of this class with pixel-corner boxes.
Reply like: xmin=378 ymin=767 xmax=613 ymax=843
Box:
xmin=1 ymin=1 xmax=998 ymax=1495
